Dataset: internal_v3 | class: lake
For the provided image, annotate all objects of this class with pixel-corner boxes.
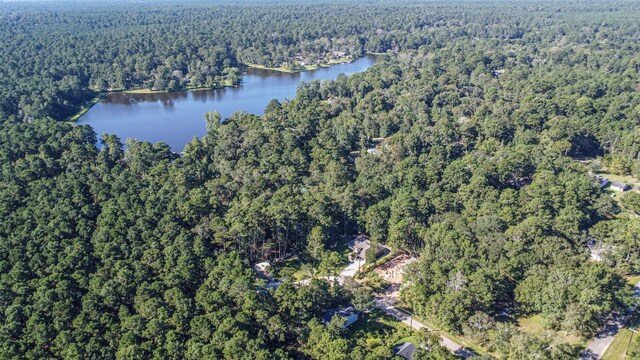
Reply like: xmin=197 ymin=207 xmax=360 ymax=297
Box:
xmin=77 ymin=55 xmax=376 ymax=151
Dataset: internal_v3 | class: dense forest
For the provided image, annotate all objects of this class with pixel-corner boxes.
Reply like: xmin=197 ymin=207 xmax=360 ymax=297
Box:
xmin=0 ymin=0 xmax=447 ymax=120
xmin=3 ymin=0 xmax=638 ymax=121
xmin=2 ymin=0 xmax=640 ymax=359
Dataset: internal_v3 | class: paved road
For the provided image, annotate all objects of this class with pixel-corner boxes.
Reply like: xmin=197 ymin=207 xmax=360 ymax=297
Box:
xmin=295 ymin=257 xmax=361 ymax=286
xmin=297 ymin=275 xmax=339 ymax=286
xmin=340 ymin=259 xmax=360 ymax=278
xmin=375 ymin=296 xmax=475 ymax=359
xmin=581 ymin=281 xmax=640 ymax=359
xmin=295 ymin=251 xmax=473 ymax=358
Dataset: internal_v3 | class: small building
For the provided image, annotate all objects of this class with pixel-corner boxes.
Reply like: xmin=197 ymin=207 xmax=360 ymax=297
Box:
xmin=253 ymin=261 xmax=273 ymax=281
xmin=350 ymin=237 xmax=386 ymax=261
xmin=375 ymin=254 xmax=418 ymax=284
xmin=321 ymin=306 xmax=359 ymax=328
xmin=333 ymin=51 xmax=347 ymax=57
xmin=596 ymin=176 xmax=609 ymax=189
xmin=172 ymin=70 xmax=187 ymax=81
xmin=492 ymin=69 xmax=506 ymax=77
xmin=611 ymin=181 xmax=630 ymax=192
xmin=367 ymin=148 xmax=381 ymax=155
xmin=587 ymin=239 xmax=613 ymax=262
xmin=394 ymin=342 xmax=416 ymax=360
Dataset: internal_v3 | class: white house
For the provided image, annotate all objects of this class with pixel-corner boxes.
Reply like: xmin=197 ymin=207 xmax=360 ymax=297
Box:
xmin=611 ymin=181 xmax=630 ymax=192
xmin=253 ymin=261 xmax=273 ymax=280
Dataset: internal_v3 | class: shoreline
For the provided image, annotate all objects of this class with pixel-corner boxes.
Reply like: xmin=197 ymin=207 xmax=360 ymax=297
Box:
xmin=69 ymin=83 xmax=237 ymax=122
xmin=70 ymin=56 xmax=376 ymax=122
xmin=67 ymin=92 xmax=105 ymax=122
xmin=123 ymin=81 xmax=237 ymax=95
xmin=245 ymin=55 xmax=360 ymax=74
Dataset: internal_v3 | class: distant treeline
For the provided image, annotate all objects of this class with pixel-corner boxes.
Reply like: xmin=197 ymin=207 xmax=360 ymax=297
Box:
xmin=2 ymin=0 xmax=639 ymax=121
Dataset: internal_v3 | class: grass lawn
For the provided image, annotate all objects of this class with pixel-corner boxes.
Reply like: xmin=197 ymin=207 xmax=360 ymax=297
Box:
xmin=326 ymin=57 xmax=354 ymax=65
xmin=124 ymin=88 xmax=168 ymax=94
xmin=304 ymin=64 xmax=322 ymax=71
xmin=394 ymin=335 xmax=419 ymax=346
xmin=124 ymin=82 xmax=235 ymax=95
xmin=245 ymin=57 xmax=355 ymax=74
xmin=245 ymin=63 xmax=299 ymax=73
xmin=517 ymin=314 xmax=585 ymax=346
xmin=577 ymin=158 xmax=640 ymax=193
xmin=602 ymin=311 xmax=640 ymax=360
xmin=602 ymin=329 xmax=635 ymax=360
xmin=67 ymin=92 xmax=104 ymax=121
xmin=347 ymin=309 xmax=414 ymax=345
xmin=593 ymin=169 xmax=640 ymax=208
xmin=626 ymin=275 xmax=640 ymax=285
xmin=596 ymin=171 xmax=640 ymax=188
xmin=394 ymin=306 xmax=488 ymax=355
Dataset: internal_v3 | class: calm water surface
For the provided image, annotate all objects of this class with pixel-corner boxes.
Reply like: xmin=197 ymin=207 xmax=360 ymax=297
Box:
xmin=78 ymin=56 xmax=375 ymax=151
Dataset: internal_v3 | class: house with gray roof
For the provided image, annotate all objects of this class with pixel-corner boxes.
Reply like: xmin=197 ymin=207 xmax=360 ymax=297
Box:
xmin=321 ymin=306 xmax=359 ymax=328
xmin=394 ymin=342 xmax=416 ymax=360
xmin=611 ymin=181 xmax=630 ymax=192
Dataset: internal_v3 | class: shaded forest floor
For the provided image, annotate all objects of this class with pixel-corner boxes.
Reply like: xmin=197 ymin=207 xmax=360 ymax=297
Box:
xmin=66 ymin=92 xmax=104 ymax=121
